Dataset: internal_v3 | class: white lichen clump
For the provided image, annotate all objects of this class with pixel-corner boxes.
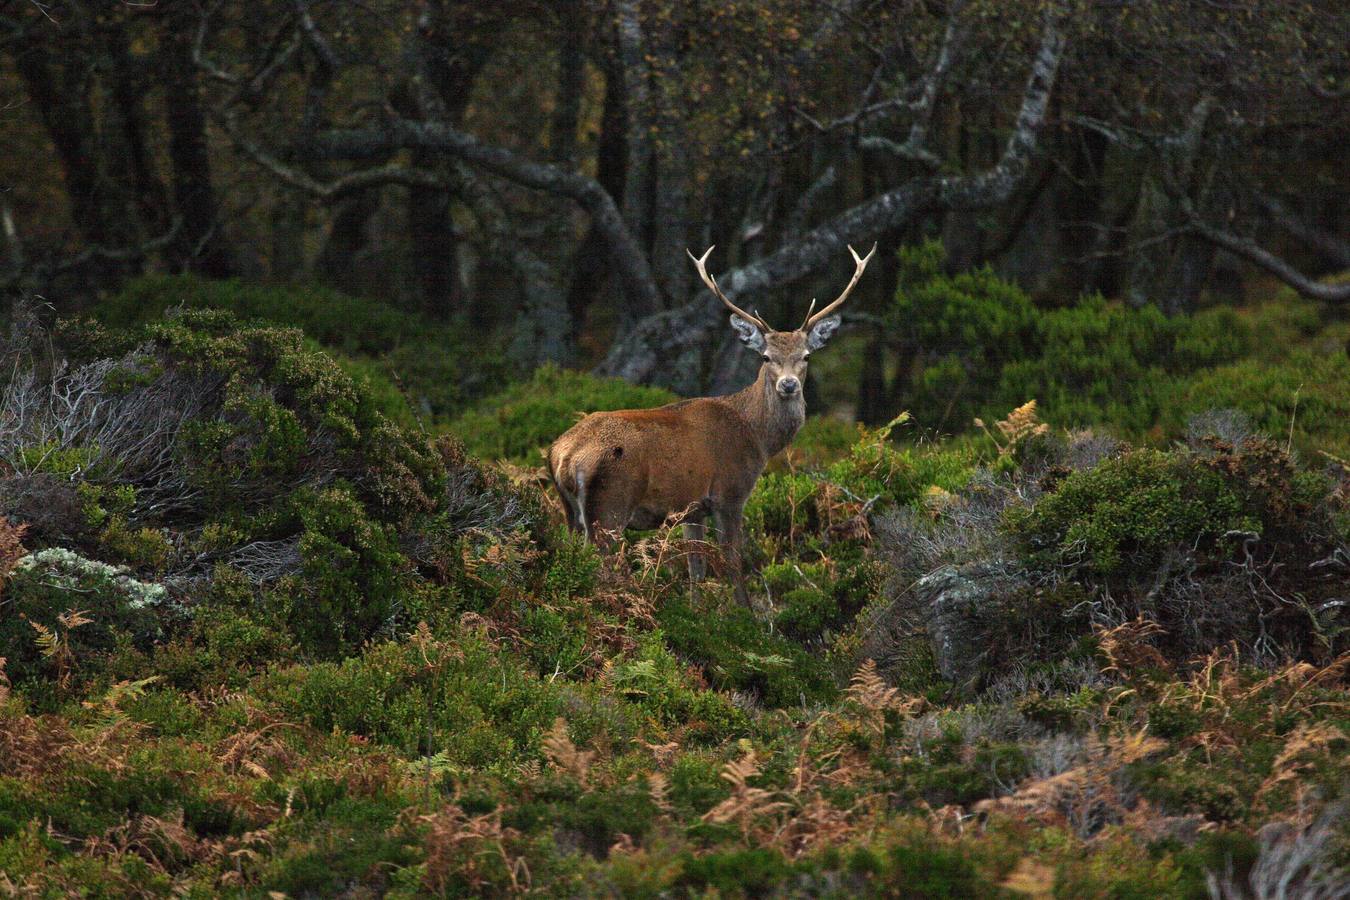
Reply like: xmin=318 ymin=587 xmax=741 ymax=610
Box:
xmin=16 ymin=547 xmax=168 ymax=609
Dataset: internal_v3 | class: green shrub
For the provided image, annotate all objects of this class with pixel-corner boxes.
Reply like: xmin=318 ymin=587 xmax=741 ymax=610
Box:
xmin=825 ymin=436 xmax=978 ymax=509
xmin=1053 ymin=832 xmax=1186 ymax=899
xmin=608 ymin=634 xmax=751 ymax=743
xmin=99 ymin=274 xmax=507 ymax=418
xmin=18 ymin=310 xmax=537 ymax=659
xmin=259 ymin=795 xmax=416 ymax=897
xmin=124 ymin=688 xmax=204 ymax=737
xmin=98 ymin=310 xmax=448 ymax=530
xmin=95 ymin=517 xmax=172 ymax=571
xmin=447 ymin=364 xmax=678 ymax=463
xmin=746 ymin=431 xmax=975 ymax=571
xmin=286 ymin=484 xmax=412 ymax=653
xmin=657 ymin=598 xmax=837 ymax=707
xmin=889 ymin=240 xmax=1254 ymax=437
xmin=996 ymin=300 xmax=1248 ymax=434
xmin=1164 ymin=350 xmax=1350 ymax=457
xmin=1006 ymin=449 xmax=1250 ymax=578
xmin=151 ymin=579 xmax=296 ymax=690
xmin=786 ymin=417 xmax=865 ymax=466
xmin=744 ymin=471 xmax=819 ymax=542
xmin=100 ymin=275 xmax=413 ymax=353
xmin=0 ymin=548 xmax=166 ymax=689
xmin=331 ymin=353 xmax=419 ymax=428
xmin=767 ymin=559 xmax=882 ymax=643
xmin=677 ymin=847 xmax=794 ymax=896
xmin=257 ymin=630 xmax=565 ymax=769
xmin=556 ymin=781 xmax=658 ymax=856
xmin=1132 ymin=759 xmax=1248 ymax=822
xmin=884 ymin=838 xmax=993 ymax=898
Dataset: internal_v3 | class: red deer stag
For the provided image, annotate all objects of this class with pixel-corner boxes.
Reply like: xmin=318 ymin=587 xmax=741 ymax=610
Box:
xmin=547 ymin=244 xmax=876 ymax=605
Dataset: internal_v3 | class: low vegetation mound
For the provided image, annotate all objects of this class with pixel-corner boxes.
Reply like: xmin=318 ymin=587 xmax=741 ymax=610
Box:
xmin=97 ymin=274 xmax=509 ymax=420
xmin=885 ymin=241 xmax=1350 ymax=456
xmin=447 ymin=364 xmax=680 ymax=465
xmin=0 ymin=308 xmax=1345 ymax=897
xmin=0 ymin=307 xmax=534 ymax=665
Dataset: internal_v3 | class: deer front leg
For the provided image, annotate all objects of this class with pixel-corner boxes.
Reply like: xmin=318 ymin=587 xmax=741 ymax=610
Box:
xmin=684 ymin=521 xmax=707 ymax=582
xmin=713 ymin=505 xmax=751 ymax=609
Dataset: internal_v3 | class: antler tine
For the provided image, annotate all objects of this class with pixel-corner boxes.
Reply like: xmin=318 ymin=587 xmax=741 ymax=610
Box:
xmin=687 ymin=246 xmax=770 ymax=331
xmin=802 ymin=242 xmax=878 ymax=330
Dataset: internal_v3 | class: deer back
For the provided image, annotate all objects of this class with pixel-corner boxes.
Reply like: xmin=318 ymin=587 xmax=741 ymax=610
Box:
xmin=550 ymin=396 xmax=767 ymax=522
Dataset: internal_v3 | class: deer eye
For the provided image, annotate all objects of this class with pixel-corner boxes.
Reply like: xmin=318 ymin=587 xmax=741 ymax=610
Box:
xmin=761 ymin=354 xmax=770 ymax=362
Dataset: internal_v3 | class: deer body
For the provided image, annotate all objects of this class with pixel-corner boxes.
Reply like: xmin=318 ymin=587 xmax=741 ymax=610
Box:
xmin=547 ymin=244 xmax=875 ymax=605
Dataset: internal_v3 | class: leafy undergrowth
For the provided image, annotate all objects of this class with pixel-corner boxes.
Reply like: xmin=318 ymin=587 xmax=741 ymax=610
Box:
xmin=96 ymin=274 xmax=510 ymax=422
xmin=0 ymin=314 xmax=1347 ymax=896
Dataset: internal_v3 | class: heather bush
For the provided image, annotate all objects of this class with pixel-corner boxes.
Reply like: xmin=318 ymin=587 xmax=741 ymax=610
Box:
xmin=99 ymin=274 xmax=507 ymax=418
xmin=1004 ymin=448 xmax=1250 ymax=578
xmin=0 ymin=310 xmax=545 ymax=657
xmin=1164 ymin=349 xmax=1350 ymax=457
xmin=0 ymin=287 xmax=1344 ymax=897
xmin=0 ymin=548 xmax=167 ymax=689
xmin=889 ymin=241 xmax=1251 ymax=436
xmin=447 ymin=364 xmax=678 ymax=463
xmin=870 ymin=421 xmax=1348 ymax=693
xmin=286 ymin=484 xmax=411 ymax=651
xmin=885 ymin=241 xmax=1350 ymax=457
xmin=657 ymin=597 xmax=837 ymax=707
xmin=1008 ymin=437 xmax=1346 ymax=659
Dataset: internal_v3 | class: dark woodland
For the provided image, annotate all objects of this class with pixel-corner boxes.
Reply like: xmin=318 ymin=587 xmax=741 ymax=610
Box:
xmin=0 ymin=1 xmax=1348 ymax=896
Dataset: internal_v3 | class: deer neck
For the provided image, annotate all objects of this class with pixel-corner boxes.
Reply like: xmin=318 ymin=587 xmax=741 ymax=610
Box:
xmin=726 ymin=367 xmax=805 ymax=458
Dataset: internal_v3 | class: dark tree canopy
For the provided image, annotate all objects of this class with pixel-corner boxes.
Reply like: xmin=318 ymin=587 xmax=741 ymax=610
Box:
xmin=1 ymin=0 xmax=1346 ymax=396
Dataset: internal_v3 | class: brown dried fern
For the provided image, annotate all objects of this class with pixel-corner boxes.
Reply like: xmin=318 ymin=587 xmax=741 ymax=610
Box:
xmin=702 ymin=748 xmax=791 ymax=841
xmin=845 ymin=659 xmax=924 ymax=737
xmin=541 ymin=717 xmax=594 ymax=783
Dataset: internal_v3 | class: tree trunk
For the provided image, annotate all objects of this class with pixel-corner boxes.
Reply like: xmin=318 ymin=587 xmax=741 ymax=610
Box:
xmin=567 ymin=62 xmax=629 ymax=331
xmin=646 ymin=13 xmax=691 ymax=304
xmin=597 ymin=13 xmax=1065 ymax=388
xmin=615 ymin=1 xmax=690 ymax=308
xmin=12 ymin=44 xmax=119 ymax=260
xmin=615 ymin=0 xmax=655 ymax=272
xmin=315 ymin=190 xmax=382 ymax=295
xmin=407 ymin=182 xmax=462 ymax=317
xmin=549 ymin=6 xmax=584 ymax=170
xmin=104 ymin=26 xmax=169 ymax=240
xmin=857 ymin=336 xmax=889 ymax=425
xmin=162 ymin=26 xmax=233 ymax=277
xmin=400 ymin=0 xmax=490 ymax=319
xmin=269 ymin=194 xmax=308 ymax=282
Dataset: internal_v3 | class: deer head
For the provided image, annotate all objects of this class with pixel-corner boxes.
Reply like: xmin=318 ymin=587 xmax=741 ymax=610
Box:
xmin=687 ymin=244 xmax=877 ymax=398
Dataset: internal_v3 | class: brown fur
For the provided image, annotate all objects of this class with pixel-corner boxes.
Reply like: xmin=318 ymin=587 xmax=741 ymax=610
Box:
xmin=550 ymin=244 xmax=871 ymax=606
xmin=547 ymin=330 xmax=817 ymax=606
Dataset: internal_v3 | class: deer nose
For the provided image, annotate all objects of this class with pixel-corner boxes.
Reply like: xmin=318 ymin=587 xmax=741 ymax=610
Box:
xmin=776 ymin=376 xmax=800 ymax=395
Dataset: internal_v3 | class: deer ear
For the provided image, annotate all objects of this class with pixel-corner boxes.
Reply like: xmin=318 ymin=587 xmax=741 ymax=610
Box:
xmin=730 ymin=314 xmax=765 ymax=352
xmin=805 ymin=314 xmax=841 ymax=350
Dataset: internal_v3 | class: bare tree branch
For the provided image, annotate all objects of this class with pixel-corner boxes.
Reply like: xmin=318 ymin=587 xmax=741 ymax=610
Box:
xmin=597 ymin=10 xmax=1066 ymax=386
xmin=1254 ymin=194 xmax=1350 ymax=270
xmin=216 ymin=109 xmax=451 ymax=201
xmin=860 ymin=0 xmax=965 ymax=168
xmin=1182 ymin=216 xmax=1350 ymax=303
xmin=300 ymin=119 xmax=663 ymax=317
xmin=454 ymin=164 xmax=573 ymax=365
xmin=1 ymin=218 xmax=183 ymax=292
xmin=785 ymin=165 xmax=838 ymax=240
xmin=293 ymin=0 xmax=339 ymax=71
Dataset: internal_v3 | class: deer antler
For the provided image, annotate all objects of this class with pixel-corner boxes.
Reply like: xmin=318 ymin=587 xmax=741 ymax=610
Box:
xmin=687 ymin=247 xmax=771 ymax=331
xmin=802 ymin=243 xmax=877 ymax=330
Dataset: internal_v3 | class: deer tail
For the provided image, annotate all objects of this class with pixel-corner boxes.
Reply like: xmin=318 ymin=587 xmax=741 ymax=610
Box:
xmin=549 ymin=441 xmax=609 ymax=540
